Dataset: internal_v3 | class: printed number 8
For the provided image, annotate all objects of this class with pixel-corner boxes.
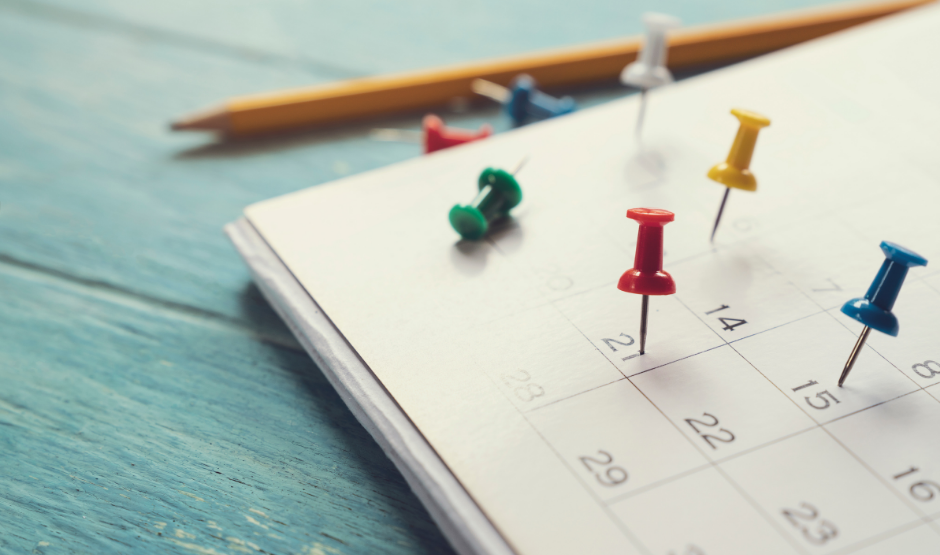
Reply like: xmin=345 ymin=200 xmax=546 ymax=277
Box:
xmin=514 ymin=383 xmax=544 ymax=402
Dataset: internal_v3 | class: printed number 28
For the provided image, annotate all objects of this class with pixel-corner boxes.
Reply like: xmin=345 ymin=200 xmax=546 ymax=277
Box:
xmin=501 ymin=370 xmax=544 ymax=402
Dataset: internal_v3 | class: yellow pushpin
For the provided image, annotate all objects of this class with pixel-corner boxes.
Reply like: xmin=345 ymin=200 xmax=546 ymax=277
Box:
xmin=707 ymin=108 xmax=770 ymax=242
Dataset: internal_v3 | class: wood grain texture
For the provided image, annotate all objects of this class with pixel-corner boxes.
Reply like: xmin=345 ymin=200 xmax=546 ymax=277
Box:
xmin=0 ymin=262 xmax=454 ymax=554
xmin=0 ymin=7 xmax=418 ymax=326
xmin=13 ymin=0 xmax=838 ymax=75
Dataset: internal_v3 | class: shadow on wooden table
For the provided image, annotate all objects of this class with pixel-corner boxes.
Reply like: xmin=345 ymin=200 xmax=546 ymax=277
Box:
xmin=237 ymin=283 xmax=458 ymax=554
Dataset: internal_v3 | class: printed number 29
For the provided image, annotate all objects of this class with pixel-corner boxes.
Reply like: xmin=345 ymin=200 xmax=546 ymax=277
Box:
xmin=580 ymin=450 xmax=628 ymax=487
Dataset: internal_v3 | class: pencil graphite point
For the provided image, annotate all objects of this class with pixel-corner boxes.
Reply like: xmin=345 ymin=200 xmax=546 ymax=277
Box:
xmin=170 ymin=107 xmax=230 ymax=133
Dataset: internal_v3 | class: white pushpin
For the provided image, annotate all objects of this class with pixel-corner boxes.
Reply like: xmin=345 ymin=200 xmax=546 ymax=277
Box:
xmin=620 ymin=13 xmax=681 ymax=140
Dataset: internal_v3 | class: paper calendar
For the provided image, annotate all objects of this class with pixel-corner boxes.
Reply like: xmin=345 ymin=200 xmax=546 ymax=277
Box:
xmin=227 ymin=5 xmax=940 ymax=553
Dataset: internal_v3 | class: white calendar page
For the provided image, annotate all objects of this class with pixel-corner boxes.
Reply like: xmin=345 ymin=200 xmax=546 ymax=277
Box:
xmin=245 ymin=5 xmax=940 ymax=554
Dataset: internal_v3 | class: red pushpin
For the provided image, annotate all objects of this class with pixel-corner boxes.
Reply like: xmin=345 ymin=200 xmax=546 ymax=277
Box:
xmin=618 ymin=208 xmax=676 ymax=355
xmin=422 ymin=114 xmax=492 ymax=154
xmin=370 ymin=114 xmax=492 ymax=154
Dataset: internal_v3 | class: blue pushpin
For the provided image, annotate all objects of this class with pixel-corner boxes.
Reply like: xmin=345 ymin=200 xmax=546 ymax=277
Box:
xmin=472 ymin=74 xmax=576 ymax=126
xmin=838 ymin=241 xmax=927 ymax=386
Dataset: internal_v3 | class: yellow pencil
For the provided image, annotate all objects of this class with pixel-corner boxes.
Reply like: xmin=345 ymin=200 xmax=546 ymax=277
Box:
xmin=171 ymin=0 xmax=933 ymax=136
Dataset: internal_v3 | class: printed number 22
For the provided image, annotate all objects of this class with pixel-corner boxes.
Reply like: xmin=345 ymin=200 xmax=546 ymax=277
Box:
xmin=685 ymin=413 xmax=735 ymax=450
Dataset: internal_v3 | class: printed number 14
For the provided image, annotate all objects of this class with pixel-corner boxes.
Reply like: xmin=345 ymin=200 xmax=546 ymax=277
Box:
xmin=705 ymin=305 xmax=747 ymax=331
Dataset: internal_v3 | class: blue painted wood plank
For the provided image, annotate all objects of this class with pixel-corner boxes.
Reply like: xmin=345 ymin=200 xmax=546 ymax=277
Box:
xmin=0 ymin=261 xmax=455 ymax=554
xmin=12 ymin=0 xmax=839 ymax=76
xmin=0 ymin=8 xmax=419 ymax=330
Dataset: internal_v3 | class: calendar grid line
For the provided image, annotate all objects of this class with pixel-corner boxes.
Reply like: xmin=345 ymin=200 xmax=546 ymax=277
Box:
xmin=927 ymin=520 xmax=940 ymax=544
xmin=538 ymin=238 xmax=764 ymax=310
xmin=819 ymin=422 xmax=937 ymax=526
xmin=723 ymin=305 xmax=834 ymax=346
xmin=551 ymin=302 xmax=629 ymax=381
xmin=602 ymin=463 xmax=714 ymax=506
xmin=623 ymin=343 xmax=727 ymax=378
xmin=524 ymin=338 xmax=729 ymax=415
xmin=816 ymin=388 xmax=920 ymax=426
xmin=665 ymin=290 xmax=854 ymax=552
xmin=821 ymin=307 xmax=933 ymax=400
xmin=600 ymin=386 xmax=932 ymax=509
xmin=831 ymin=518 xmax=931 ymax=555
xmin=711 ymin=463 xmax=812 ymax=555
xmin=526 ymin=376 xmax=628 ymax=413
xmin=534 ymin=227 xmax=937 ymax=553
xmin=725 ymin=338 xmax=935 ymax=548
xmin=515 ymin=408 xmax=656 ymax=555
xmin=714 ymin=331 xmax=885 ymax=551
xmin=671 ymin=295 xmax=730 ymax=345
xmin=523 ymin=376 xmax=627 ymax=414
xmin=752 ymin=247 xmax=939 ymax=406
xmin=556 ymin=296 xmax=811 ymax=554
xmin=748 ymin=247 xmax=936 ymax=406
xmin=471 ymin=339 xmax=653 ymax=555
xmin=921 ymin=275 xmax=940 ymax=299
xmin=749 ymin=248 xmax=842 ymax=322
xmin=546 ymin=297 xmax=798 ymax=553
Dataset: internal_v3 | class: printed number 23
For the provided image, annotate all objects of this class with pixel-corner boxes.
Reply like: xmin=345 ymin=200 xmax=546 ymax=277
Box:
xmin=782 ymin=502 xmax=838 ymax=545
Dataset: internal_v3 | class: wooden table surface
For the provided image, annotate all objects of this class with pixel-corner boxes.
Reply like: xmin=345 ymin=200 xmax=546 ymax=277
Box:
xmin=0 ymin=0 xmax=836 ymax=552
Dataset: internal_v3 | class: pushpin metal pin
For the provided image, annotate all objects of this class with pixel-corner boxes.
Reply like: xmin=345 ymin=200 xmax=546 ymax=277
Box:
xmin=449 ymin=163 xmax=526 ymax=241
xmin=838 ymin=241 xmax=927 ymax=387
xmin=472 ymin=74 xmax=576 ymax=126
xmin=618 ymin=208 xmax=676 ymax=354
xmin=371 ymin=114 xmax=492 ymax=154
xmin=620 ymin=13 xmax=681 ymax=140
xmin=707 ymin=108 xmax=770 ymax=242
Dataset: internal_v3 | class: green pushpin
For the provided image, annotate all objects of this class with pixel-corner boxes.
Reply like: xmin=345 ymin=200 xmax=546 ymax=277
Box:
xmin=449 ymin=166 xmax=523 ymax=241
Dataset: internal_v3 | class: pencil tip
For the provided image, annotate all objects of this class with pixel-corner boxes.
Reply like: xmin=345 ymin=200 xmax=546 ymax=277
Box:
xmin=169 ymin=107 xmax=229 ymax=133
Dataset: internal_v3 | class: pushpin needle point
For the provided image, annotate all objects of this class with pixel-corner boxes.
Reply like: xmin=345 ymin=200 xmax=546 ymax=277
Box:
xmin=370 ymin=128 xmax=423 ymax=142
xmin=372 ymin=114 xmax=491 ymax=154
xmin=710 ymin=188 xmax=731 ymax=243
xmin=620 ymin=13 xmax=680 ymax=142
xmin=706 ymin=108 xmax=770 ymax=242
xmin=635 ymin=89 xmax=649 ymax=142
xmin=510 ymin=155 xmax=530 ymax=176
xmin=618 ymin=208 xmax=676 ymax=356
xmin=639 ymin=294 xmax=649 ymax=354
xmin=838 ymin=326 xmax=871 ymax=387
xmin=473 ymin=75 xmax=576 ymax=126
xmin=837 ymin=241 xmax=927 ymax=387
xmin=471 ymin=79 xmax=511 ymax=103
